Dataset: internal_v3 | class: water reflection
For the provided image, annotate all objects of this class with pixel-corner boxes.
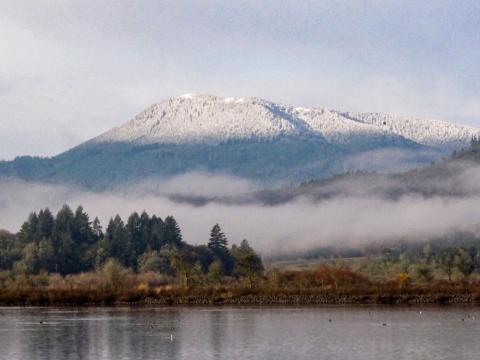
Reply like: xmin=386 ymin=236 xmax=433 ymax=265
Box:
xmin=0 ymin=306 xmax=479 ymax=360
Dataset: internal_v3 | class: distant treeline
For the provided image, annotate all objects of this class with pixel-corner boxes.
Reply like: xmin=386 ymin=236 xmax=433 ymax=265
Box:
xmin=0 ymin=206 xmax=263 ymax=285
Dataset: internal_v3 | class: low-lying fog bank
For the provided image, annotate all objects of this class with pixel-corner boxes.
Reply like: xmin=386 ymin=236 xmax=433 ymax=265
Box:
xmin=1 ymin=168 xmax=480 ymax=256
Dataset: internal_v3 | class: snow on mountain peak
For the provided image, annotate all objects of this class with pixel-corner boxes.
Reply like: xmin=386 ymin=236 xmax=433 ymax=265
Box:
xmin=342 ymin=112 xmax=480 ymax=149
xmin=179 ymin=93 xmax=197 ymax=99
xmin=224 ymin=97 xmax=245 ymax=104
xmin=93 ymin=95 xmax=480 ymax=150
xmin=94 ymin=95 xmax=305 ymax=145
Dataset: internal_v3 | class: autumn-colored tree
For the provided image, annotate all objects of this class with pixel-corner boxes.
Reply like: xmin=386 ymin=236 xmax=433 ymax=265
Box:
xmin=396 ymin=273 xmax=412 ymax=289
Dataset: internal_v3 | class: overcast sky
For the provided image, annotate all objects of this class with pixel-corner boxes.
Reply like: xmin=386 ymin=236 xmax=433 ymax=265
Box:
xmin=0 ymin=0 xmax=479 ymax=160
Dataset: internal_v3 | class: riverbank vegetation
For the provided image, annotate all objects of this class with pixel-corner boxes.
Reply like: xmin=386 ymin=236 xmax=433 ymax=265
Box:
xmin=1 ymin=264 xmax=480 ymax=305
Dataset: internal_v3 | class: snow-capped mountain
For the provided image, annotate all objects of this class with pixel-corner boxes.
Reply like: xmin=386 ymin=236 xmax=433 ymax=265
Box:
xmin=1 ymin=94 xmax=479 ymax=189
xmin=93 ymin=95 xmax=307 ymax=144
xmin=93 ymin=94 xmax=479 ymax=151
xmin=342 ymin=112 xmax=478 ymax=150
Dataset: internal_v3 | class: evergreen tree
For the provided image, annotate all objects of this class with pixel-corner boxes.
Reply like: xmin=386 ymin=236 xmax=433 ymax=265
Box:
xmin=139 ymin=211 xmax=151 ymax=250
xmin=104 ymin=215 xmax=131 ymax=267
xmin=92 ymin=217 xmax=103 ymax=240
xmin=73 ymin=206 xmax=95 ymax=246
xmin=71 ymin=206 xmax=98 ymax=271
xmin=126 ymin=212 xmax=147 ymax=269
xmin=208 ymin=224 xmax=234 ymax=275
xmin=37 ymin=208 xmax=54 ymax=240
xmin=52 ymin=205 xmax=75 ymax=274
xmin=232 ymin=239 xmax=264 ymax=287
xmin=164 ymin=216 xmax=182 ymax=246
xmin=18 ymin=212 xmax=39 ymax=245
xmin=189 ymin=244 xmax=214 ymax=273
xmin=208 ymin=224 xmax=228 ymax=252
xmin=0 ymin=230 xmax=22 ymax=270
xmin=149 ymin=215 xmax=165 ymax=250
xmin=54 ymin=205 xmax=74 ymax=234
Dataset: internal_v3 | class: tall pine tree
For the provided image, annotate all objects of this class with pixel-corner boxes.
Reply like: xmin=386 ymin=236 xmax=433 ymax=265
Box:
xmin=208 ymin=224 xmax=228 ymax=253
xmin=164 ymin=216 xmax=182 ymax=247
xmin=208 ymin=224 xmax=234 ymax=275
xmin=104 ymin=215 xmax=131 ymax=267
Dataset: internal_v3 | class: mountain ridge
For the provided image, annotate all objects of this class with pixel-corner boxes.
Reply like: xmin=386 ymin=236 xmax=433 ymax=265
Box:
xmin=1 ymin=94 xmax=479 ymax=189
xmin=91 ymin=94 xmax=479 ymax=151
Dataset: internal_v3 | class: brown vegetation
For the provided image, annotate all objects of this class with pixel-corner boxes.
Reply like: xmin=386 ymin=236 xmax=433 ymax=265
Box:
xmin=1 ymin=266 xmax=480 ymax=306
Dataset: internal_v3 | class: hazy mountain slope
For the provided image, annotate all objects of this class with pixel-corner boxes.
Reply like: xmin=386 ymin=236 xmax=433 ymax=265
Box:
xmin=1 ymin=94 xmax=478 ymax=189
xmin=15 ymin=137 xmax=345 ymax=188
xmin=254 ymin=143 xmax=480 ymax=205
xmin=164 ymin=143 xmax=480 ymax=207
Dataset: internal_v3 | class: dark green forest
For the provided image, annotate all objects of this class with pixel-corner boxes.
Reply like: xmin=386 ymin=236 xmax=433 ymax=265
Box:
xmin=0 ymin=206 xmax=263 ymax=285
xmin=0 ymin=133 xmax=434 ymax=189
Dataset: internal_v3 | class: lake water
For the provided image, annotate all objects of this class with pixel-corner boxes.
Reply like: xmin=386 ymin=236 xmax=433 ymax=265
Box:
xmin=0 ymin=306 xmax=478 ymax=359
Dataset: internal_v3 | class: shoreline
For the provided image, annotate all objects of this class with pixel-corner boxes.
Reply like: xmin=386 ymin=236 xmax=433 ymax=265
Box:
xmin=1 ymin=289 xmax=479 ymax=306
xmin=143 ymin=294 xmax=479 ymax=306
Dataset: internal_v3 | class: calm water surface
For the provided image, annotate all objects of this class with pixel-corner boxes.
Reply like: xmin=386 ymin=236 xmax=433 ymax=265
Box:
xmin=0 ymin=306 xmax=478 ymax=359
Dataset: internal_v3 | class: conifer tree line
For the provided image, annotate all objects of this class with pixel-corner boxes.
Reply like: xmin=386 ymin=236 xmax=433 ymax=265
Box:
xmin=0 ymin=205 xmax=263 ymax=280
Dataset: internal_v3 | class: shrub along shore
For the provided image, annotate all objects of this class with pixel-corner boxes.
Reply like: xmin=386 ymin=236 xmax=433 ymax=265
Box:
xmin=1 ymin=268 xmax=480 ymax=306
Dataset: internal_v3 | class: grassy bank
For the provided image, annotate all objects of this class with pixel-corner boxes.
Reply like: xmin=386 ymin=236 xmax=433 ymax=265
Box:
xmin=1 ymin=268 xmax=480 ymax=306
